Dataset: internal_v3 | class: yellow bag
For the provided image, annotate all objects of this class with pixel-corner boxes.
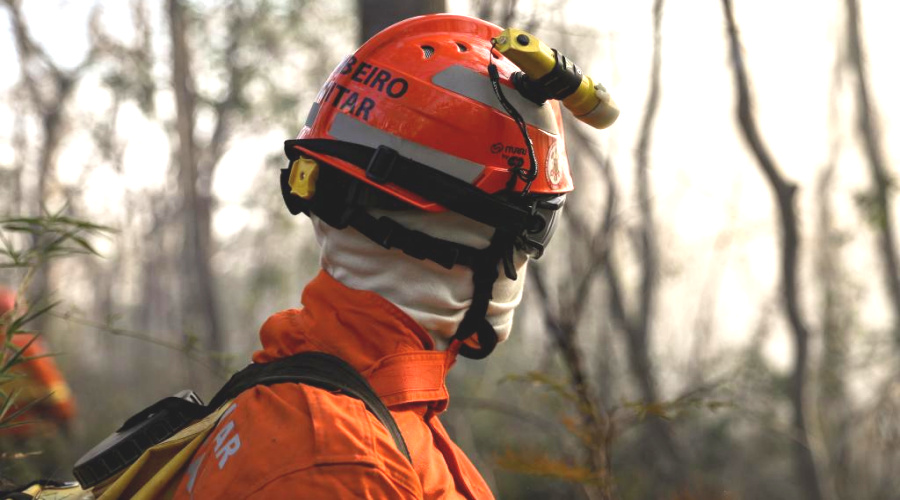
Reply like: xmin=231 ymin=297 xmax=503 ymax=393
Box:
xmin=3 ymin=403 xmax=231 ymax=500
xmin=93 ymin=402 xmax=232 ymax=500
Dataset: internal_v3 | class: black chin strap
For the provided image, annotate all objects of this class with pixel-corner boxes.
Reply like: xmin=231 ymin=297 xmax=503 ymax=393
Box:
xmin=451 ymin=229 xmax=516 ymax=359
xmin=345 ymin=203 xmax=514 ymax=360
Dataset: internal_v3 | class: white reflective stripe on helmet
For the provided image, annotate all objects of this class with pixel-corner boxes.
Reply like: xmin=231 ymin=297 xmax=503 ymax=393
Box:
xmin=328 ymin=112 xmax=485 ymax=183
xmin=304 ymin=101 xmax=321 ymax=128
xmin=431 ymin=65 xmax=559 ymax=135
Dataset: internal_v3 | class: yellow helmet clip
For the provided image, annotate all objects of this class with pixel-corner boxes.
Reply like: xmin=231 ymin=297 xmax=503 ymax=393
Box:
xmin=288 ymin=157 xmax=319 ymax=200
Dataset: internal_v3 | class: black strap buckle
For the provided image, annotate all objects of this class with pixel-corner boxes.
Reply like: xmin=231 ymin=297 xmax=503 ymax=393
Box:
xmin=366 ymin=145 xmax=399 ymax=184
xmin=369 ymin=216 xmax=461 ymax=269
xmin=372 ymin=216 xmax=402 ymax=248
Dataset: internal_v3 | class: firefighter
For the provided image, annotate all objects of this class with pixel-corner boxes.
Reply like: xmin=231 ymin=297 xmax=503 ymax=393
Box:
xmin=168 ymin=13 xmax=614 ymax=499
xmin=1 ymin=12 xmax=619 ymax=500
xmin=0 ymin=288 xmax=76 ymax=482
xmin=0 ymin=289 xmax=76 ymax=437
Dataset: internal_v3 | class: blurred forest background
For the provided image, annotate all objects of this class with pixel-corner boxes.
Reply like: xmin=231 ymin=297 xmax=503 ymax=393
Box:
xmin=1 ymin=0 xmax=899 ymax=499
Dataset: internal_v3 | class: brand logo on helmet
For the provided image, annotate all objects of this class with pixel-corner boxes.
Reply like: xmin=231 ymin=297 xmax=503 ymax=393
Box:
xmin=546 ymin=141 xmax=562 ymax=188
xmin=507 ymin=156 xmax=524 ymax=169
xmin=489 ymin=142 xmax=527 ymax=157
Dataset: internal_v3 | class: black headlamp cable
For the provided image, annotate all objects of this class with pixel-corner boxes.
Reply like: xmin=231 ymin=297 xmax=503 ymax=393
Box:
xmin=488 ymin=43 xmax=539 ymax=196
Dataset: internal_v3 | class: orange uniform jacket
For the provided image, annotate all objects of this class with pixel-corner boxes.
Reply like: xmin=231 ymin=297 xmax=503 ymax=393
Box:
xmin=172 ymin=271 xmax=494 ymax=499
xmin=3 ymin=334 xmax=76 ymax=436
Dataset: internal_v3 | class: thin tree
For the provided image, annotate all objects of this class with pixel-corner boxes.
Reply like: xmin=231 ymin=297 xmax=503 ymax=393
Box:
xmin=814 ymin=28 xmax=853 ymax=497
xmin=603 ymin=0 xmax=689 ymax=489
xmin=1 ymin=0 xmax=99 ymax=330
xmin=168 ymin=0 xmax=222 ymax=373
xmin=531 ymin=257 xmax=615 ymax=499
xmin=720 ymin=1 xmax=829 ymax=499
xmin=843 ymin=0 xmax=900 ymax=346
xmin=167 ymin=0 xmax=266 ymax=370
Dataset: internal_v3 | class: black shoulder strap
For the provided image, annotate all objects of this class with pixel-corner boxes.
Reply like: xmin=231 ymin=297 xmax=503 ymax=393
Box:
xmin=208 ymin=351 xmax=411 ymax=463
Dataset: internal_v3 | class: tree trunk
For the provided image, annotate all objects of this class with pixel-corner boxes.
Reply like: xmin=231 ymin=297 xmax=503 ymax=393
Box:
xmin=3 ymin=0 xmax=83 ymax=332
xmin=815 ymin=159 xmax=850 ymax=498
xmin=720 ymin=2 xmax=828 ymax=499
xmin=30 ymin=96 xmax=69 ymax=332
xmin=168 ymin=0 xmax=223 ymax=373
xmin=630 ymin=0 xmax=689 ymax=487
xmin=843 ymin=0 xmax=900 ymax=346
xmin=357 ymin=0 xmax=445 ymax=42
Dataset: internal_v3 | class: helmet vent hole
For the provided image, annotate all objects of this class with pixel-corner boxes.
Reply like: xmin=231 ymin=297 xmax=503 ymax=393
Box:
xmin=421 ymin=45 xmax=435 ymax=59
xmin=455 ymin=42 xmax=468 ymax=52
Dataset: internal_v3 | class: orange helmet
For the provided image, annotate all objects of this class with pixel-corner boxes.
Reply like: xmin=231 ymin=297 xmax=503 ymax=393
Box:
xmin=280 ymin=14 xmax=572 ymax=358
xmin=291 ymin=14 xmax=571 ymax=206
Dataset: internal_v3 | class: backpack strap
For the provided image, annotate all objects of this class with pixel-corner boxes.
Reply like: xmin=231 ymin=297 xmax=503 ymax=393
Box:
xmin=208 ymin=351 xmax=411 ymax=462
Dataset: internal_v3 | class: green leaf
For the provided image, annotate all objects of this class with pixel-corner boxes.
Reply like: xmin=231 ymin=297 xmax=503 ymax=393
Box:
xmin=6 ymin=300 xmax=59 ymax=336
xmin=0 ymin=388 xmax=22 ymax=423
xmin=0 ymin=224 xmax=37 ymax=233
xmin=0 ymin=333 xmax=41 ymax=373
xmin=70 ymin=235 xmax=100 ymax=256
xmin=0 ymin=393 xmax=53 ymax=429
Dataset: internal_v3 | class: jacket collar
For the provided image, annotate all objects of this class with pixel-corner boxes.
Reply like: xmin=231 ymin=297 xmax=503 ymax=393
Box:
xmin=252 ymin=270 xmax=457 ymax=411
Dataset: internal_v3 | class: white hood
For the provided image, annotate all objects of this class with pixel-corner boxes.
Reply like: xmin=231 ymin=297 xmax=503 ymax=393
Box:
xmin=312 ymin=209 xmax=528 ymax=343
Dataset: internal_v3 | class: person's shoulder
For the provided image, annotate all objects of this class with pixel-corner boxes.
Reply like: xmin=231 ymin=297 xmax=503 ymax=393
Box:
xmin=232 ymin=381 xmax=381 ymax=466
xmin=172 ymin=382 xmax=420 ymax=499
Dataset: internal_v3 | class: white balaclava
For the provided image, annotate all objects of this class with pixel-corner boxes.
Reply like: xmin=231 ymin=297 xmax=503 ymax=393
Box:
xmin=312 ymin=209 xmax=528 ymax=344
